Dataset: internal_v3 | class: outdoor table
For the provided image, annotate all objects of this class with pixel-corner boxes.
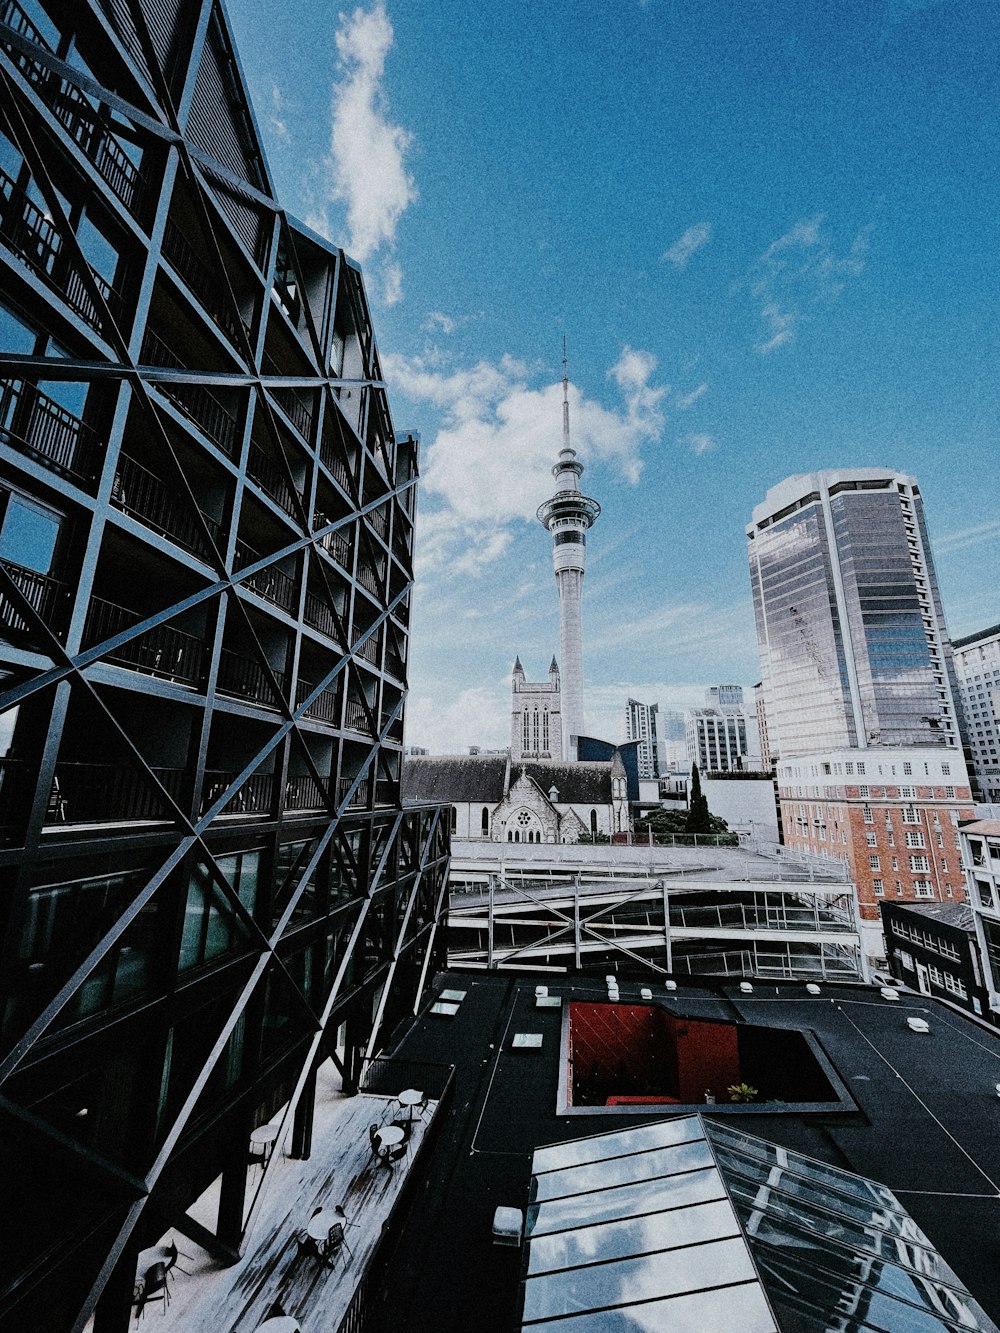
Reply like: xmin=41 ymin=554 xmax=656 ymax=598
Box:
xmin=306 ymin=1209 xmax=341 ymax=1245
xmin=397 ymin=1088 xmax=423 ymax=1122
xmin=376 ymin=1124 xmax=405 ymax=1151
xmin=250 ymin=1123 xmax=279 ymax=1163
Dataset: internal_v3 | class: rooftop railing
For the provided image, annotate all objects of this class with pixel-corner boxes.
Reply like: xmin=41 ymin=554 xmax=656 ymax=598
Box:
xmin=0 ymin=378 xmax=102 ymax=481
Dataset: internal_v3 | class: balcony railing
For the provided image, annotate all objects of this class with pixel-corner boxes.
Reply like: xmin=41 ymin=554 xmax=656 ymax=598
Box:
xmin=50 ymin=761 xmax=186 ymax=824
xmin=355 ymin=635 xmax=381 ymax=666
xmin=296 ymin=677 xmax=341 ymax=723
xmin=356 ymin=563 xmax=383 ymax=600
xmin=247 ymin=440 xmax=299 ymax=516
xmin=344 ymin=698 xmax=371 ymax=734
xmin=216 ymin=646 xmax=287 ymax=709
xmin=1 ymin=0 xmax=145 ymax=216
xmin=83 ymin=596 xmax=205 ymax=685
xmin=141 ymin=330 xmax=239 ymax=457
xmin=303 ymin=589 xmax=341 ymax=642
xmin=0 ymin=164 xmax=119 ymax=331
xmin=367 ymin=506 xmax=389 ymax=540
xmin=319 ymin=436 xmax=353 ymax=492
xmin=0 ymin=558 xmax=67 ymax=640
xmin=385 ymin=649 xmax=405 ymax=682
xmin=338 ymin=776 xmax=370 ymax=807
xmin=261 ymin=350 xmax=314 ymax=441
xmin=202 ymin=769 xmax=274 ymax=816
xmin=162 ymin=217 xmax=247 ymax=348
xmin=0 ymin=378 xmax=102 ymax=481
xmin=112 ymin=452 xmax=223 ymax=557
xmin=233 ymin=540 xmax=298 ymax=613
xmin=313 ymin=517 xmax=351 ymax=569
xmin=284 ymin=774 xmax=327 ymax=810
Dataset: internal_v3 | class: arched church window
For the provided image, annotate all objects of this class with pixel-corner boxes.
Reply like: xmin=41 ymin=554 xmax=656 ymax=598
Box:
xmin=532 ymin=707 xmax=540 ymax=752
xmin=542 ymin=708 xmax=549 ymax=751
xmin=507 ymin=830 xmax=513 ymax=842
xmin=590 ymin=809 xmax=598 ymax=836
xmin=481 ymin=806 xmax=489 ymax=836
xmin=522 ymin=708 xmax=530 ymax=753
xmin=451 ymin=806 xmax=458 ymax=834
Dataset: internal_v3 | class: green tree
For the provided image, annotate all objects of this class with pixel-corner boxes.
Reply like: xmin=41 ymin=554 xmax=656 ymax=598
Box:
xmin=685 ymin=763 xmax=713 ymax=835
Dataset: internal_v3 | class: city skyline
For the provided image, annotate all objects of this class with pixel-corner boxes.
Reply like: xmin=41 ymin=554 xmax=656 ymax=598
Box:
xmin=226 ymin=0 xmax=1000 ymax=752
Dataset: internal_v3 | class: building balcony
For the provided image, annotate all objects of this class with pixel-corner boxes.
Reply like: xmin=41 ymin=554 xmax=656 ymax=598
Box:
xmin=313 ymin=517 xmax=351 ymax=569
xmin=319 ymin=435 xmax=353 ymax=492
xmin=112 ymin=452 xmax=223 ymax=558
xmin=339 ymin=775 xmax=370 ymax=807
xmin=0 ymin=378 xmax=102 ymax=482
xmin=283 ymin=773 xmax=327 ymax=811
xmin=202 ymin=769 xmax=274 ymax=816
xmin=303 ymin=589 xmax=341 ymax=642
xmin=247 ymin=440 xmax=300 ymax=516
xmin=367 ymin=505 xmax=388 ymax=540
xmin=2 ymin=0 xmax=146 ymax=217
xmin=0 ymin=557 xmax=68 ymax=641
xmin=356 ymin=563 xmax=383 ymax=600
xmin=261 ymin=350 xmax=314 ymax=441
xmin=49 ymin=760 xmax=186 ymax=824
xmin=141 ymin=330 xmax=240 ymax=458
xmin=0 ymin=164 xmax=120 ymax=332
xmin=234 ymin=540 xmax=298 ymax=613
xmin=83 ymin=596 xmax=206 ymax=685
xmin=162 ymin=217 xmax=248 ymax=349
xmin=355 ymin=634 xmax=381 ymax=667
xmin=295 ymin=677 xmax=341 ymax=723
xmin=216 ymin=646 xmax=288 ymax=710
xmin=385 ymin=648 xmax=405 ymax=683
xmin=344 ymin=699 xmax=372 ymax=734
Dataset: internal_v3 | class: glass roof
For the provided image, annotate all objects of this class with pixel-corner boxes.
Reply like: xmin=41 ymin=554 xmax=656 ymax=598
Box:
xmin=519 ymin=1115 xmax=998 ymax=1332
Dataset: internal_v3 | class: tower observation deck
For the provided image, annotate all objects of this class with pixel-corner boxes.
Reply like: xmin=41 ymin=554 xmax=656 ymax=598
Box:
xmin=536 ymin=351 xmax=601 ymax=759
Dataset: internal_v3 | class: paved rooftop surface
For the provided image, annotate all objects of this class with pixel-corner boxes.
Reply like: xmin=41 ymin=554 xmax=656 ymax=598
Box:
xmin=370 ymin=970 xmax=1000 ymax=1333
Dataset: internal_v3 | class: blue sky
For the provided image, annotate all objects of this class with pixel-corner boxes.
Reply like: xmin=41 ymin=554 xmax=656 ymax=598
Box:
xmin=226 ymin=0 xmax=1000 ymax=752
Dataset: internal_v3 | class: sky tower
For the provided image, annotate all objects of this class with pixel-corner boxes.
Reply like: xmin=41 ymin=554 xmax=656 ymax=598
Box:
xmin=536 ymin=346 xmax=601 ymax=759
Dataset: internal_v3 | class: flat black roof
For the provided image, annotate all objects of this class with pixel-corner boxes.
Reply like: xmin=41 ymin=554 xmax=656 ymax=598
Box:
xmin=374 ymin=970 xmax=1000 ymax=1332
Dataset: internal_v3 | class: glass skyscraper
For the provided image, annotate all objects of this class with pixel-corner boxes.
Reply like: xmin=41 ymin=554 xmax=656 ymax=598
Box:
xmin=747 ymin=469 xmax=963 ymax=762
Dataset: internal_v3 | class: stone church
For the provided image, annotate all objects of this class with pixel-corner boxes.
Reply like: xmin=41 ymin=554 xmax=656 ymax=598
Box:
xmin=510 ymin=656 xmax=563 ymax=760
xmin=402 ymin=749 xmax=630 ymax=843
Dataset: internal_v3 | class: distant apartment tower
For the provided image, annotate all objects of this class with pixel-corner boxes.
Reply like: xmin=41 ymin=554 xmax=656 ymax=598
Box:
xmin=754 ymin=682 xmax=773 ymax=769
xmin=659 ymin=709 xmax=688 ymax=771
xmin=952 ymin=623 xmax=1000 ymax=804
xmin=686 ymin=709 xmax=753 ymax=773
xmin=625 ymin=697 xmax=660 ymax=778
xmin=705 ymin=684 xmax=744 ymax=710
xmin=748 ymin=469 xmax=974 ymax=939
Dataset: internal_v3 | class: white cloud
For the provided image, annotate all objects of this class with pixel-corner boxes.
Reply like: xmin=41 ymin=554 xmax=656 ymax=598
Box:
xmin=675 ymin=382 xmax=708 ymax=410
xmin=384 ymin=346 xmax=668 ymax=576
xmin=269 ymin=84 xmax=291 ymax=144
xmin=425 ymin=311 xmax=456 ymax=334
xmin=935 ymin=518 xmax=1000 ymax=555
xmin=677 ymin=432 xmax=717 ymax=455
xmin=661 ymin=222 xmax=713 ymax=268
xmin=747 ymin=215 xmax=873 ymax=353
xmin=405 ymin=683 xmax=510 ymax=753
xmin=381 ymin=260 xmax=403 ymax=305
xmin=316 ymin=3 xmax=417 ymax=262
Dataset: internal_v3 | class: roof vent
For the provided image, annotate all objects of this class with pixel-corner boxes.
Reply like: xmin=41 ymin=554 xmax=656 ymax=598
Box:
xmin=740 ymin=982 xmax=754 ymax=994
xmin=906 ymin=1016 xmax=930 ymax=1033
xmin=880 ymin=987 xmax=900 ymax=1001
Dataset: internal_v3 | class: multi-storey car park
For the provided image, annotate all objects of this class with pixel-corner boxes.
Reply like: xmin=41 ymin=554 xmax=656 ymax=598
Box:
xmin=0 ymin=2 xmax=449 ymax=1328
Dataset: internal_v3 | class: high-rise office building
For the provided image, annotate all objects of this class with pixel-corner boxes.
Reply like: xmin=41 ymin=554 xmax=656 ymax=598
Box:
xmin=748 ymin=470 xmax=974 ymax=940
xmin=0 ymin=4 xmax=448 ymax=1328
xmin=685 ymin=709 xmax=755 ymax=773
xmin=952 ymin=623 xmax=1000 ymax=805
xmin=536 ymin=354 xmax=600 ymax=759
xmin=624 ymin=697 xmax=660 ymax=779
xmin=705 ymin=684 xmax=744 ymax=711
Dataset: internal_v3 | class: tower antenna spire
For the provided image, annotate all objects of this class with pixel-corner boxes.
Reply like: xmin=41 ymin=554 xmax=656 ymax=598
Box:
xmin=562 ymin=336 xmax=571 ymax=453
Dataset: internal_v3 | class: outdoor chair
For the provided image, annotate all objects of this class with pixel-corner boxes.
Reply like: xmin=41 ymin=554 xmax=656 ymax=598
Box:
xmin=294 ymin=1231 xmax=326 ymax=1267
xmin=325 ymin=1221 xmax=353 ymax=1267
xmin=135 ymin=1262 xmax=169 ymax=1317
xmin=163 ymin=1240 xmax=191 ymax=1276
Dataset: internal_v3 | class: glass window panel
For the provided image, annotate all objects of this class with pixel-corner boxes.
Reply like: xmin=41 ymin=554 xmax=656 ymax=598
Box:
xmin=522 ymin=1282 xmax=777 ymax=1332
xmin=522 ymin=1238 xmax=756 ymax=1323
xmin=534 ymin=1139 xmax=715 ymax=1203
xmin=527 ymin=1199 xmax=739 ymax=1276
xmin=532 ymin=1117 xmax=703 ymax=1175
xmin=528 ymin=1168 xmax=726 ymax=1238
xmin=0 ymin=495 xmax=60 ymax=573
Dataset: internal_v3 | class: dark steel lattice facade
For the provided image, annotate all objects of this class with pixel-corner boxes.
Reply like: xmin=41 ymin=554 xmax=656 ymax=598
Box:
xmin=0 ymin=2 xmax=449 ymax=1328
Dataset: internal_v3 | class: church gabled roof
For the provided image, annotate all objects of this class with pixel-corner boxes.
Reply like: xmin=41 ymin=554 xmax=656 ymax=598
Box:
xmin=518 ymin=761 xmax=611 ymax=804
xmin=402 ymin=755 xmax=508 ymax=804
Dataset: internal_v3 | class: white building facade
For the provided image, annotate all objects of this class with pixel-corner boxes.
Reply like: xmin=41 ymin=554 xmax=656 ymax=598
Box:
xmin=625 ymin=698 xmax=661 ymax=779
xmin=510 ymin=656 xmax=563 ymax=761
xmin=952 ymin=623 xmax=1000 ymax=805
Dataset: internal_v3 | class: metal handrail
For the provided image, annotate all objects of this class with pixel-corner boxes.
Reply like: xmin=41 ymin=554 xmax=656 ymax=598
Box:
xmin=83 ymin=596 xmax=205 ymax=685
xmin=0 ymin=377 xmax=101 ymax=480
xmin=112 ymin=452 xmax=222 ymax=556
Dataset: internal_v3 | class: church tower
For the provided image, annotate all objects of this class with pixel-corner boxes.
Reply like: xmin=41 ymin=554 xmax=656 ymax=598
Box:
xmin=536 ymin=346 xmax=601 ymax=759
xmin=511 ymin=656 xmax=563 ymax=760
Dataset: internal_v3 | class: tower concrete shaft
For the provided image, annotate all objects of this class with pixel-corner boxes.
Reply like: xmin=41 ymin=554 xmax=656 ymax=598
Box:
xmin=536 ymin=356 xmax=600 ymax=758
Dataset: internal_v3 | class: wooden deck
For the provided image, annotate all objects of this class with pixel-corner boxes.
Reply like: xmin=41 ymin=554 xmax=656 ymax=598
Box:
xmin=143 ymin=1063 xmax=437 ymax=1332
